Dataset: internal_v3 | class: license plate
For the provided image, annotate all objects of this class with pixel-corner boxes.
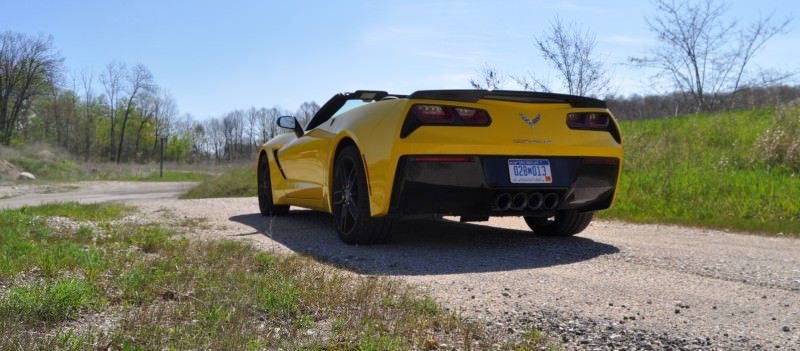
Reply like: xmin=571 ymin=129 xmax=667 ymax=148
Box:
xmin=508 ymin=159 xmax=552 ymax=184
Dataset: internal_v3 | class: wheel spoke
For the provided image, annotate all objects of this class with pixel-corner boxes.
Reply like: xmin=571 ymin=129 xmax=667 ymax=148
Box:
xmin=346 ymin=201 xmax=358 ymax=220
xmin=338 ymin=204 xmax=349 ymax=231
xmin=347 ymin=167 xmax=356 ymax=188
xmin=332 ymin=190 xmax=344 ymax=205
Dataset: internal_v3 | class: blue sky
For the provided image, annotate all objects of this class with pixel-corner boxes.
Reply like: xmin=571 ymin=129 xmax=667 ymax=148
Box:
xmin=2 ymin=0 xmax=798 ymax=118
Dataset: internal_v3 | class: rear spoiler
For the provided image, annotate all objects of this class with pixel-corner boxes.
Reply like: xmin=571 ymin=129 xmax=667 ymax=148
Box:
xmin=408 ymin=89 xmax=607 ymax=108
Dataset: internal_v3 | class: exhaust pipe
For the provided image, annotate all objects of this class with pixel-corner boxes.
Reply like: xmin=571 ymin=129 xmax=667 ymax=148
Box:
xmin=511 ymin=192 xmax=528 ymax=210
xmin=527 ymin=192 xmax=544 ymax=210
xmin=494 ymin=192 xmax=512 ymax=211
xmin=543 ymin=192 xmax=559 ymax=210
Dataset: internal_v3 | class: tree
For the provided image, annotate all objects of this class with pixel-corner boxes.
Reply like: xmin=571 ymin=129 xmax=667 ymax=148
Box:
xmin=116 ymin=63 xmax=154 ymax=163
xmin=100 ymin=62 xmax=124 ymax=160
xmin=469 ymin=65 xmax=505 ymax=90
xmin=631 ymin=0 xmax=790 ymax=111
xmin=0 ymin=31 xmax=62 ymax=145
xmin=295 ymin=101 xmax=320 ymax=128
xmin=517 ymin=18 xmax=608 ymax=97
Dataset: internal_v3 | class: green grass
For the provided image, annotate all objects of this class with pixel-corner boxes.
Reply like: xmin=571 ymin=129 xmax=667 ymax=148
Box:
xmin=1 ymin=278 xmax=96 ymax=323
xmin=8 ymin=156 xmax=83 ymax=180
xmin=0 ymin=202 xmax=557 ymax=350
xmin=180 ymin=167 xmax=254 ymax=199
xmin=601 ymin=107 xmax=800 ymax=235
xmin=120 ymin=170 xmax=213 ymax=182
xmin=17 ymin=202 xmax=130 ymax=222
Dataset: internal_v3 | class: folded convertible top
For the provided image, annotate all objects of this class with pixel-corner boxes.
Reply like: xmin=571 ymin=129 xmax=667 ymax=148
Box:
xmin=408 ymin=89 xmax=607 ymax=108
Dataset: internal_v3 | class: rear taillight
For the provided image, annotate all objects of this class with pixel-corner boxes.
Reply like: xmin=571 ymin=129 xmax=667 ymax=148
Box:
xmin=401 ymin=104 xmax=492 ymax=137
xmin=566 ymin=112 xmax=622 ymax=144
xmin=412 ymin=104 xmax=491 ymax=125
xmin=414 ymin=105 xmax=454 ymax=124
xmin=567 ymin=112 xmax=610 ymax=129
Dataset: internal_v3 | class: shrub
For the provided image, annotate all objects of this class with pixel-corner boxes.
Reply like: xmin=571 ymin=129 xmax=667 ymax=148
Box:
xmin=756 ymin=101 xmax=800 ymax=170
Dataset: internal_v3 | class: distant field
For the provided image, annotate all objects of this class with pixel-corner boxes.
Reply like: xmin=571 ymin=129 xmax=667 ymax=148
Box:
xmin=602 ymin=106 xmax=800 ymax=235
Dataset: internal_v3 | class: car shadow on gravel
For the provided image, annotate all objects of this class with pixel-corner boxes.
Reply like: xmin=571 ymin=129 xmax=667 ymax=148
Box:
xmin=230 ymin=209 xmax=619 ymax=275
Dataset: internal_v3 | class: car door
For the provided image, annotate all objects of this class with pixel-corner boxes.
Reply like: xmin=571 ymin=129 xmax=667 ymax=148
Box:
xmin=276 ymin=125 xmax=334 ymax=200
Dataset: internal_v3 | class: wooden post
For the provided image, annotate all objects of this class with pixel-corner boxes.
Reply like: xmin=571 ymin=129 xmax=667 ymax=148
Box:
xmin=160 ymin=136 xmax=165 ymax=178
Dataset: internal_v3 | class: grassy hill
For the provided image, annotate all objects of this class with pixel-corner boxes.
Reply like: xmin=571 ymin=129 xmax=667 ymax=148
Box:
xmin=602 ymin=104 xmax=800 ymax=235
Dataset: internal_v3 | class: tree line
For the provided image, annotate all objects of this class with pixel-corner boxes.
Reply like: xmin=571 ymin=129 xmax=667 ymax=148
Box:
xmin=0 ymin=30 xmax=319 ymax=163
xmin=470 ymin=0 xmax=796 ymax=120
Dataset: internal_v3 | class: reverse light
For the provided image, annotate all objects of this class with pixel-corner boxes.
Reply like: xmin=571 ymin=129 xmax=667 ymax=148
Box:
xmin=414 ymin=105 xmax=454 ymax=124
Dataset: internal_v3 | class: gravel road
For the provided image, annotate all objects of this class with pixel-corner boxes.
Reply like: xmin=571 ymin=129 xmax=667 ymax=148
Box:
xmin=4 ymin=182 xmax=797 ymax=350
xmin=133 ymin=198 xmax=799 ymax=350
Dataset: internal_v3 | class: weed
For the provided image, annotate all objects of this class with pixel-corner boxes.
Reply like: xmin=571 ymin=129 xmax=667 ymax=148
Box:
xmin=180 ymin=167 xmax=254 ymax=199
xmin=1 ymin=278 xmax=95 ymax=323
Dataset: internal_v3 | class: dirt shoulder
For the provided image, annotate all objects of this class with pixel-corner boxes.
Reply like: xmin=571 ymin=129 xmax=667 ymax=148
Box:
xmin=131 ymin=197 xmax=799 ymax=350
xmin=0 ymin=181 xmax=197 ymax=209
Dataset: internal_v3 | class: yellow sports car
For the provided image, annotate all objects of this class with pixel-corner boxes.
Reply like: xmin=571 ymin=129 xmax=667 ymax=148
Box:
xmin=257 ymin=90 xmax=622 ymax=244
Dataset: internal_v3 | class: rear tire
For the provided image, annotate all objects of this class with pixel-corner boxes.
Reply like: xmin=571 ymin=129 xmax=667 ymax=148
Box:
xmin=258 ymin=153 xmax=289 ymax=216
xmin=524 ymin=210 xmax=593 ymax=236
xmin=332 ymin=145 xmax=393 ymax=245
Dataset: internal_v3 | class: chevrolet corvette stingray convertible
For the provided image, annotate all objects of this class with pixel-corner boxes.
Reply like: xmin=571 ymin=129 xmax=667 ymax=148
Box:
xmin=257 ymin=90 xmax=622 ymax=244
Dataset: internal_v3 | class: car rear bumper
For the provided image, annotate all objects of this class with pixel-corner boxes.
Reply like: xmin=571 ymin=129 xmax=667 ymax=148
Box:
xmin=387 ymin=155 xmax=620 ymax=217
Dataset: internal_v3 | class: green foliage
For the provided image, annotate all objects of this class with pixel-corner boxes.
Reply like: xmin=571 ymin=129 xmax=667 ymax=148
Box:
xmin=1 ymin=278 xmax=95 ymax=323
xmin=18 ymin=202 xmax=130 ymax=222
xmin=603 ymin=108 xmax=800 ymax=235
xmin=181 ymin=167 xmax=254 ymax=199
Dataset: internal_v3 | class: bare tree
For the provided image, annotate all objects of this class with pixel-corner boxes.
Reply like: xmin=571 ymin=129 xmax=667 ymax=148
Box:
xmin=100 ymin=61 xmax=124 ymax=160
xmin=116 ymin=63 xmax=154 ymax=163
xmin=79 ymin=70 xmax=95 ymax=161
xmin=295 ymin=101 xmax=320 ymax=128
xmin=151 ymin=90 xmax=177 ymax=156
xmin=469 ymin=65 xmax=505 ymax=90
xmin=631 ymin=0 xmax=790 ymax=111
xmin=0 ymin=31 xmax=62 ymax=145
xmin=516 ymin=18 xmax=608 ymax=97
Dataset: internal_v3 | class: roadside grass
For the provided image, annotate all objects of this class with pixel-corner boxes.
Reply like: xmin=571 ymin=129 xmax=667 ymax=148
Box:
xmin=180 ymin=167 xmax=254 ymax=199
xmin=120 ymin=170 xmax=213 ymax=182
xmin=602 ymin=107 xmax=800 ymax=235
xmin=0 ymin=202 xmax=559 ymax=350
xmin=7 ymin=156 xmax=83 ymax=180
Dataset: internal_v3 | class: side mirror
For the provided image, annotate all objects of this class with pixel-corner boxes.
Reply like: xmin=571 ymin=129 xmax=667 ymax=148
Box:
xmin=277 ymin=116 xmax=303 ymax=137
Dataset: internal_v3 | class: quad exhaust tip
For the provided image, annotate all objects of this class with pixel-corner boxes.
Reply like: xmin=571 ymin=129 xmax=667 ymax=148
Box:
xmin=494 ymin=192 xmax=512 ymax=211
xmin=543 ymin=192 xmax=559 ymax=209
xmin=494 ymin=191 xmax=559 ymax=211
xmin=511 ymin=192 xmax=528 ymax=210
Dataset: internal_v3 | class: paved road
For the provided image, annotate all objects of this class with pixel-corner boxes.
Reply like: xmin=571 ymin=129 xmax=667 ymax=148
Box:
xmin=0 ymin=181 xmax=197 ymax=209
xmin=133 ymin=198 xmax=799 ymax=350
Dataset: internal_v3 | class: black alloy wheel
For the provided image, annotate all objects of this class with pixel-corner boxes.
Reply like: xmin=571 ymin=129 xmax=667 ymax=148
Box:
xmin=258 ymin=153 xmax=289 ymax=216
xmin=332 ymin=145 xmax=393 ymax=244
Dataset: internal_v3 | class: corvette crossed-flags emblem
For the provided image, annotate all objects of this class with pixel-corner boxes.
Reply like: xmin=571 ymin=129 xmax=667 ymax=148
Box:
xmin=519 ymin=113 xmax=541 ymax=128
